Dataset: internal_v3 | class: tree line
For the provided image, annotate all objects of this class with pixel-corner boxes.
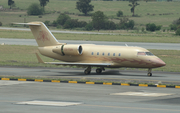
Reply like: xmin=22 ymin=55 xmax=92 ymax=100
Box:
xmin=44 ymin=12 xmax=135 ymax=31
xmin=6 ymin=0 xmax=180 ymax=35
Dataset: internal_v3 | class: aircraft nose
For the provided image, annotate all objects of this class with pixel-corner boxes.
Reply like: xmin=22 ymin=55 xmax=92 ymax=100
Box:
xmin=152 ymin=58 xmax=166 ymax=67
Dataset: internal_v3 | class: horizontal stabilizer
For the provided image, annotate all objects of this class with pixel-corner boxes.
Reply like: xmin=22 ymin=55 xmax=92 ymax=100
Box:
xmin=13 ymin=22 xmax=41 ymax=26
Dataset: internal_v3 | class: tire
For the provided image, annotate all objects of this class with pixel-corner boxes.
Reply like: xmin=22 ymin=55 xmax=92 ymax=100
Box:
xmin=147 ymin=73 xmax=152 ymax=77
xmin=84 ymin=70 xmax=90 ymax=75
xmin=96 ymin=69 xmax=102 ymax=74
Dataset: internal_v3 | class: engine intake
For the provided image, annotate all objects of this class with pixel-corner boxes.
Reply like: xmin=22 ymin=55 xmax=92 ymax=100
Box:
xmin=52 ymin=45 xmax=83 ymax=56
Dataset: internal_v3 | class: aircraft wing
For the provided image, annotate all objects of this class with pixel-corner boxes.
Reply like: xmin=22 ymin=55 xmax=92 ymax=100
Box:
xmin=44 ymin=62 xmax=111 ymax=66
xmin=35 ymin=53 xmax=111 ymax=67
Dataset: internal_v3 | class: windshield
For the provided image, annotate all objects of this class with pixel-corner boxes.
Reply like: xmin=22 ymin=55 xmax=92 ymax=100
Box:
xmin=145 ymin=52 xmax=154 ymax=56
xmin=137 ymin=52 xmax=154 ymax=56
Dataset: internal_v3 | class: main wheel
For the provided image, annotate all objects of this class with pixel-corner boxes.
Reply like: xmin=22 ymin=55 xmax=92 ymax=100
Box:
xmin=147 ymin=72 xmax=152 ymax=77
xmin=84 ymin=69 xmax=90 ymax=75
xmin=96 ymin=69 xmax=102 ymax=74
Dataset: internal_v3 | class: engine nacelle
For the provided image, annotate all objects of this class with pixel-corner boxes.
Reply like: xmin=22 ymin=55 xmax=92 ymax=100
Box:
xmin=52 ymin=45 xmax=83 ymax=56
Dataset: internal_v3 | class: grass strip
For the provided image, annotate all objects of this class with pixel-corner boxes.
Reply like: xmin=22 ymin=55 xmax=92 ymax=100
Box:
xmin=0 ymin=29 xmax=180 ymax=43
xmin=0 ymin=45 xmax=180 ymax=72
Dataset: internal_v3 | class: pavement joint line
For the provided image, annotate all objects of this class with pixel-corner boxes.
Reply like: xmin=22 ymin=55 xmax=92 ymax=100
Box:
xmin=0 ymin=77 xmax=180 ymax=89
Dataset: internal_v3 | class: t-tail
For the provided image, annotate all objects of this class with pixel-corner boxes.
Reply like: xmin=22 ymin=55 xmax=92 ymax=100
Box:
xmin=14 ymin=22 xmax=61 ymax=47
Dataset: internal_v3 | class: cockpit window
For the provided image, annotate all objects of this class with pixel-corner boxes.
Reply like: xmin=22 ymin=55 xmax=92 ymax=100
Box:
xmin=137 ymin=52 xmax=146 ymax=56
xmin=137 ymin=52 xmax=154 ymax=56
xmin=145 ymin=52 xmax=154 ymax=56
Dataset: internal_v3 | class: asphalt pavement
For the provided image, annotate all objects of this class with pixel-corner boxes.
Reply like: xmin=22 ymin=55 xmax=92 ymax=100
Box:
xmin=0 ymin=80 xmax=180 ymax=113
xmin=1 ymin=67 xmax=180 ymax=85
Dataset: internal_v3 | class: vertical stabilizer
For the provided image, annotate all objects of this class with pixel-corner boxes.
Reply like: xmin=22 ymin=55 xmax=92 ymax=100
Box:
xmin=27 ymin=22 xmax=59 ymax=47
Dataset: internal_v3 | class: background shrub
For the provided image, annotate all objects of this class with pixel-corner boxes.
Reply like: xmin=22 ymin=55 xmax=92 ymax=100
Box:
xmin=146 ymin=23 xmax=161 ymax=31
xmin=176 ymin=26 xmax=180 ymax=35
xmin=57 ymin=13 xmax=71 ymax=26
xmin=104 ymin=21 xmax=116 ymax=30
xmin=176 ymin=28 xmax=180 ymax=35
xmin=27 ymin=3 xmax=43 ymax=15
xmin=44 ymin=20 xmax=50 ymax=26
xmin=117 ymin=17 xmax=134 ymax=30
xmin=141 ymin=27 xmax=145 ymax=32
xmin=63 ymin=19 xmax=79 ymax=29
xmin=85 ymin=22 xmax=93 ymax=31
xmin=128 ymin=20 xmax=135 ymax=29
xmin=169 ymin=18 xmax=180 ymax=31
xmin=169 ymin=24 xmax=177 ymax=30
xmin=0 ymin=22 xmax=2 ymax=26
xmin=117 ymin=10 xmax=123 ymax=17
xmin=52 ymin=20 xmax=58 ymax=27
xmin=78 ymin=21 xmax=87 ymax=28
xmin=156 ymin=25 xmax=162 ymax=30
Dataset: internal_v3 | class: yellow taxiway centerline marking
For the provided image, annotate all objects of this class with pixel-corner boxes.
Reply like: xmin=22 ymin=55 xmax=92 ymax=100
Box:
xmin=1 ymin=78 xmax=10 ymax=80
xmin=68 ymin=81 xmax=77 ymax=84
xmin=51 ymin=80 xmax=60 ymax=83
xmin=86 ymin=82 xmax=94 ymax=84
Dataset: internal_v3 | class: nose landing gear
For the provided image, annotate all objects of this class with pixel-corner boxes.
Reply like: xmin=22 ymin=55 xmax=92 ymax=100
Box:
xmin=147 ymin=68 xmax=152 ymax=76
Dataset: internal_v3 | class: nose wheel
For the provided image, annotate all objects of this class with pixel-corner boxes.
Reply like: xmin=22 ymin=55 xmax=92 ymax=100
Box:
xmin=147 ymin=72 xmax=152 ymax=76
xmin=147 ymin=68 xmax=152 ymax=77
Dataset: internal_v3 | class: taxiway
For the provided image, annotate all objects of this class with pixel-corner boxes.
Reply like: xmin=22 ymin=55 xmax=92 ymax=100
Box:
xmin=0 ymin=80 xmax=180 ymax=113
xmin=0 ymin=67 xmax=180 ymax=85
xmin=0 ymin=38 xmax=180 ymax=50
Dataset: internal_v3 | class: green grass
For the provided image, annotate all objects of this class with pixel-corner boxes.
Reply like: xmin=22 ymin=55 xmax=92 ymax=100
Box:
xmin=0 ymin=29 xmax=180 ymax=43
xmin=0 ymin=45 xmax=54 ymax=67
xmin=0 ymin=45 xmax=180 ymax=72
xmin=0 ymin=1 xmax=180 ymax=27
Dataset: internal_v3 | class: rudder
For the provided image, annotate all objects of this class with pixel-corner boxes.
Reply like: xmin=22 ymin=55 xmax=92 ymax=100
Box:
xmin=28 ymin=22 xmax=59 ymax=47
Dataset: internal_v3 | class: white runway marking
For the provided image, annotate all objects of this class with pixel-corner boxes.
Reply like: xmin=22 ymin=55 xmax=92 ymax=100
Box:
xmin=17 ymin=100 xmax=82 ymax=107
xmin=110 ymin=92 xmax=173 ymax=97
xmin=0 ymin=81 xmax=33 ymax=86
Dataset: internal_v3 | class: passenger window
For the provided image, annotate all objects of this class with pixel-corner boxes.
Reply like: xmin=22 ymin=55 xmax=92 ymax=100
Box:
xmin=108 ymin=53 xmax=110 ymax=56
xmin=102 ymin=52 xmax=105 ymax=56
xmin=91 ymin=52 xmax=94 ymax=55
xmin=97 ymin=52 xmax=99 ymax=55
xmin=113 ymin=53 xmax=115 ymax=56
xmin=118 ymin=53 xmax=121 ymax=56
xmin=137 ymin=52 xmax=146 ymax=56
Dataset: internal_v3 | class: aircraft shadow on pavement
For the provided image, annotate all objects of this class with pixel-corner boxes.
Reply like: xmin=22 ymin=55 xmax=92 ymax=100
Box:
xmin=51 ymin=70 xmax=164 ymax=77
xmin=34 ymin=68 xmax=164 ymax=77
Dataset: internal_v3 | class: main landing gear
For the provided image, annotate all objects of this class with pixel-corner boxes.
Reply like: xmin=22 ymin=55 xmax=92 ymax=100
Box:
xmin=147 ymin=68 xmax=152 ymax=77
xmin=96 ymin=67 xmax=105 ymax=74
xmin=84 ymin=67 xmax=105 ymax=75
xmin=84 ymin=66 xmax=91 ymax=75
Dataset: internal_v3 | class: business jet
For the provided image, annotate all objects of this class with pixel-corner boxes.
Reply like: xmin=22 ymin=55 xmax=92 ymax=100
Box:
xmin=15 ymin=22 xmax=166 ymax=76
